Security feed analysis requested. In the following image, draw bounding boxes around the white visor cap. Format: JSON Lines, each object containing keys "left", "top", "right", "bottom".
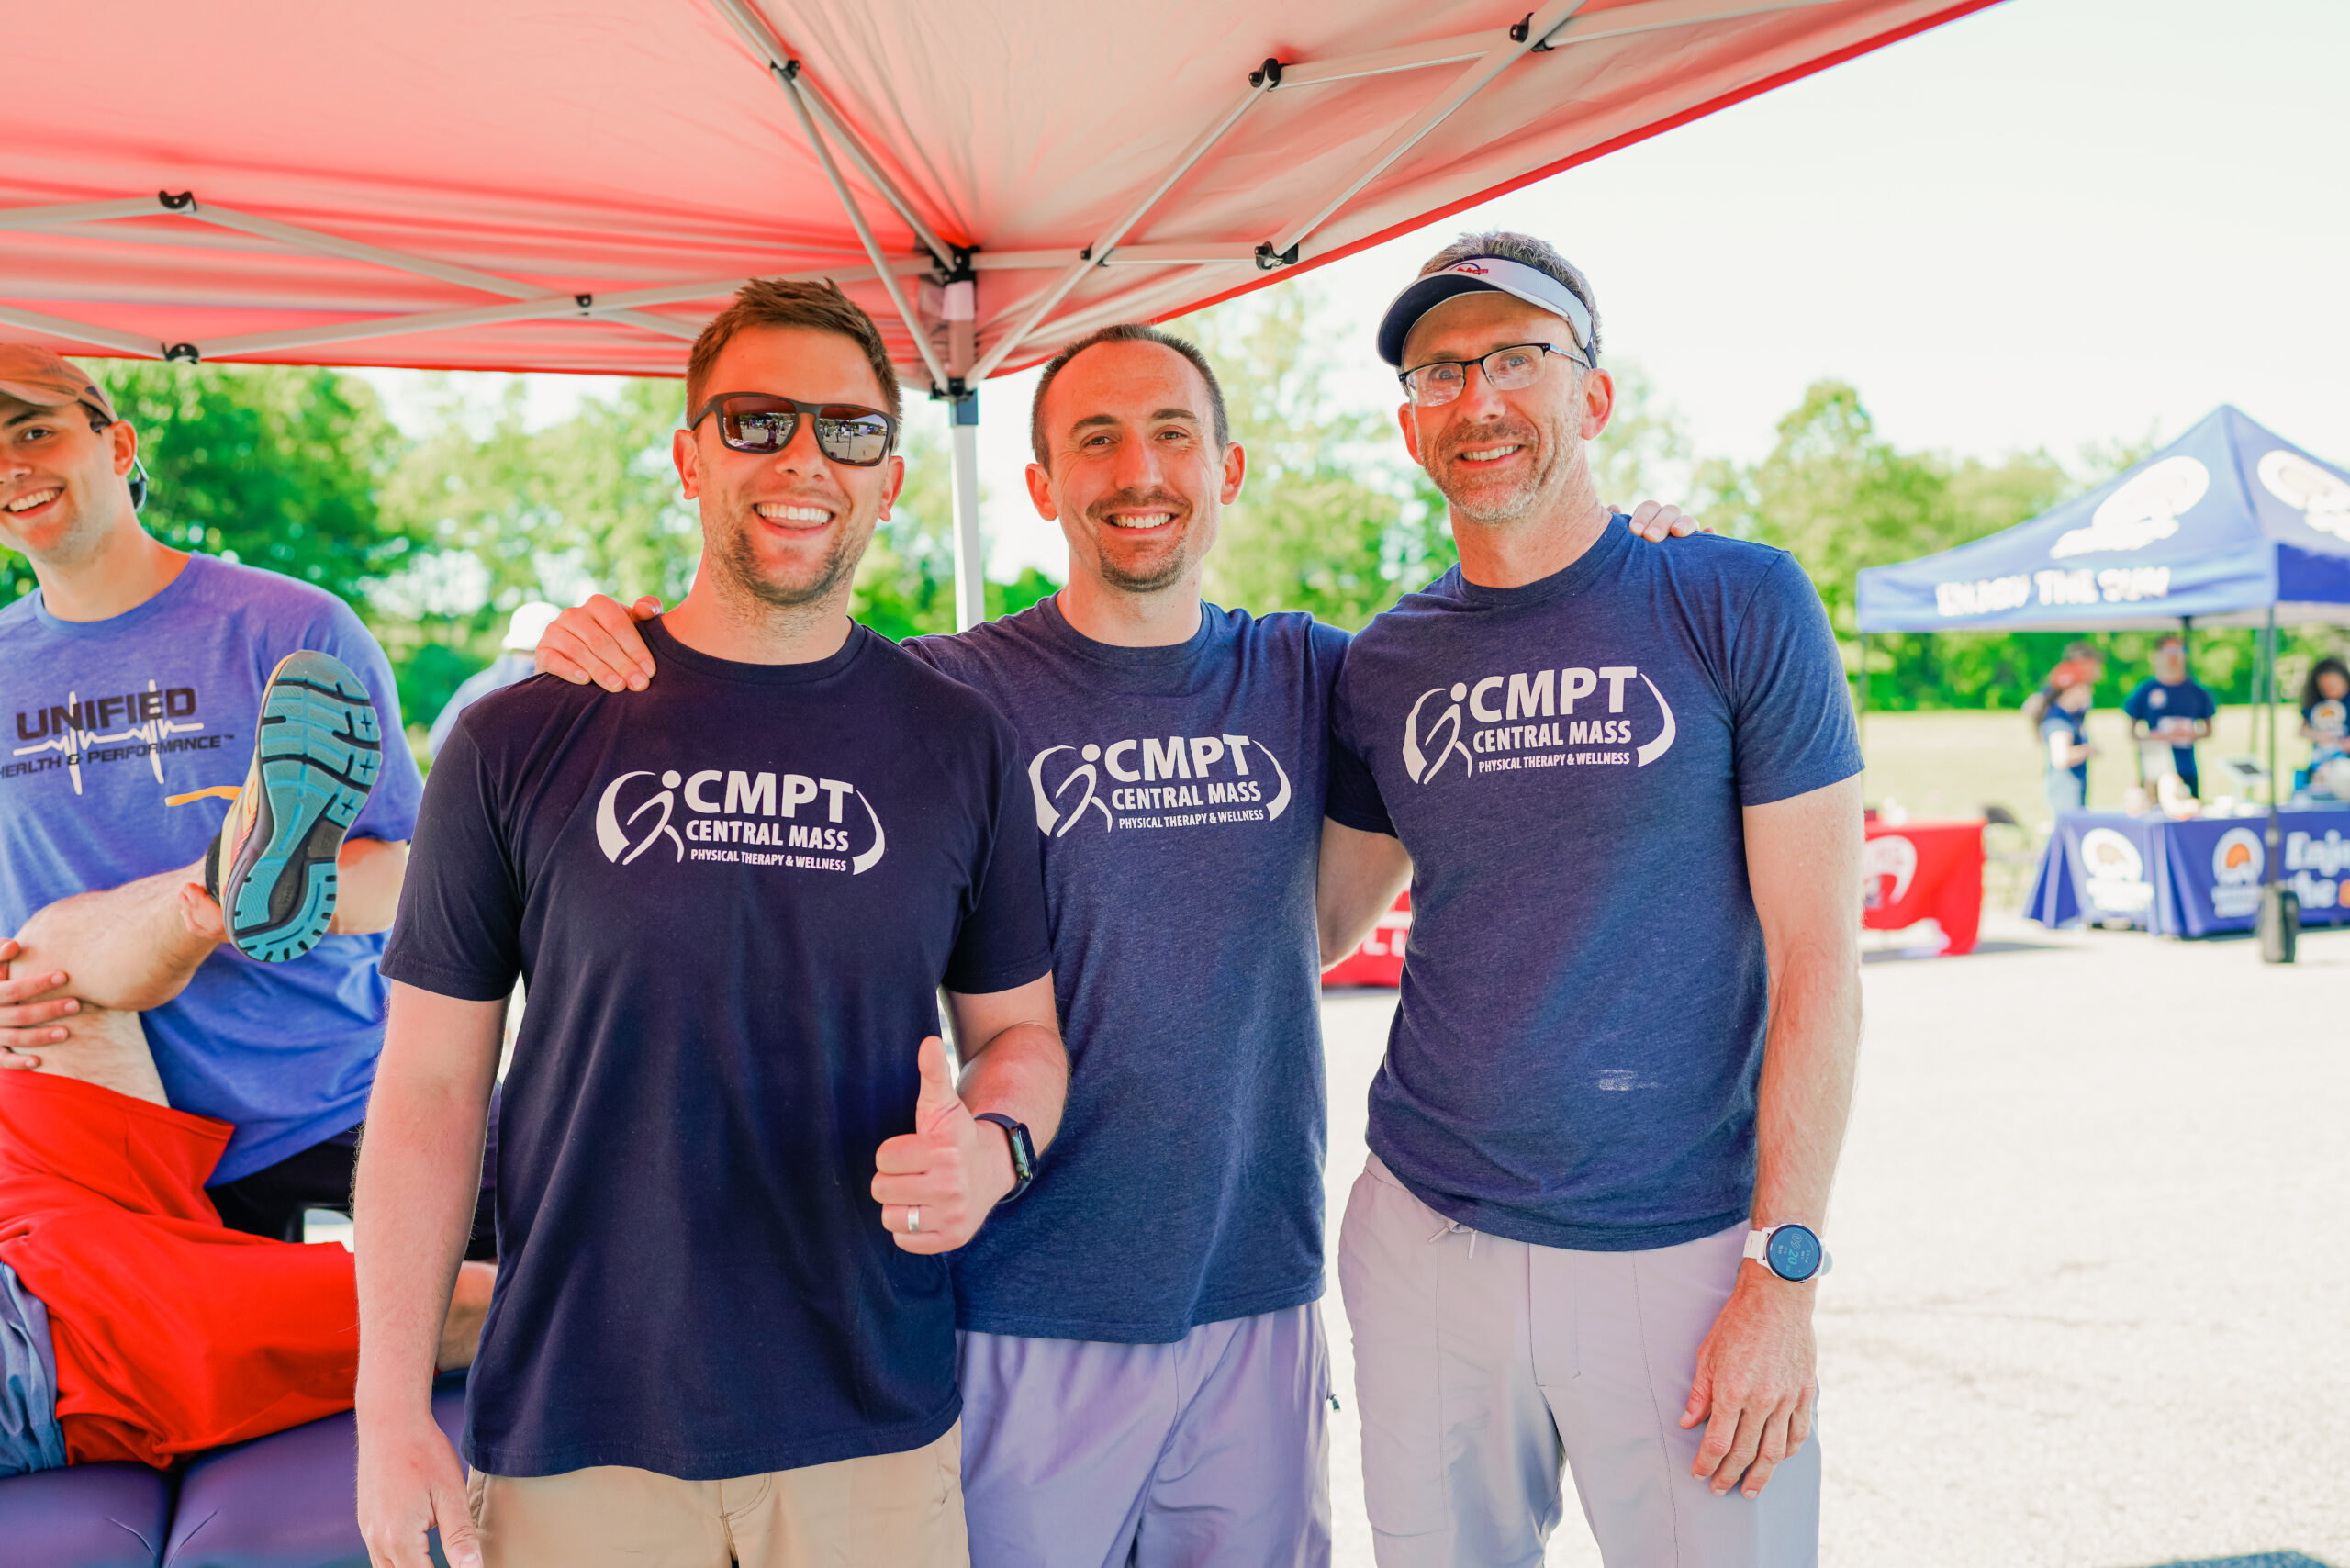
{"left": 1376, "top": 255, "right": 1595, "bottom": 368}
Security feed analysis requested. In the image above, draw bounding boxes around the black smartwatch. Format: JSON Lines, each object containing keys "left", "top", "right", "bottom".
{"left": 974, "top": 1112, "right": 1036, "bottom": 1202}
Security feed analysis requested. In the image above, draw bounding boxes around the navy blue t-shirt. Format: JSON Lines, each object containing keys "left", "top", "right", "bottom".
{"left": 381, "top": 619, "right": 1052, "bottom": 1478}
{"left": 908, "top": 596, "right": 1348, "bottom": 1341}
{"left": 2121, "top": 677, "right": 2214, "bottom": 790}
{"left": 1327, "top": 518, "right": 1862, "bottom": 1251}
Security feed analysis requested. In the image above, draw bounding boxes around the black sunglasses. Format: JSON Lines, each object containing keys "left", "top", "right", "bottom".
{"left": 687, "top": 393, "right": 898, "bottom": 467}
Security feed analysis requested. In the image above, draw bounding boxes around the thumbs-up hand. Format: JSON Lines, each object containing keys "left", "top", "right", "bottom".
{"left": 871, "top": 1035, "right": 1017, "bottom": 1255}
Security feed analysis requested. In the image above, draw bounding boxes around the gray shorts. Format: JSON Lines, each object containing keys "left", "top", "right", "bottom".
{"left": 957, "top": 1304, "right": 1332, "bottom": 1568}
{"left": 1337, "top": 1154, "right": 1819, "bottom": 1568}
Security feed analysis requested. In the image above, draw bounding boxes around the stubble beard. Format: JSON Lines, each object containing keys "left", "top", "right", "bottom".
{"left": 1088, "top": 487, "right": 1203, "bottom": 596}
{"left": 1431, "top": 411, "right": 1582, "bottom": 528}
{"left": 710, "top": 496, "right": 869, "bottom": 611}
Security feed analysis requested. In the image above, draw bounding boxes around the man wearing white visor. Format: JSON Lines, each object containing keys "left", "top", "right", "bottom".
{"left": 1325, "top": 232, "right": 1863, "bottom": 1566}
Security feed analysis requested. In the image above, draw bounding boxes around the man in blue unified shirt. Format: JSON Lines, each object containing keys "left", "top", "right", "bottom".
{"left": 0, "top": 345, "right": 476, "bottom": 1251}
{"left": 1326, "top": 235, "right": 1864, "bottom": 1567}
{"left": 536, "top": 324, "right": 1695, "bottom": 1564}
{"left": 356, "top": 281, "right": 1066, "bottom": 1568}
{"left": 2121, "top": 633, "right": 2216, "bottom": 796}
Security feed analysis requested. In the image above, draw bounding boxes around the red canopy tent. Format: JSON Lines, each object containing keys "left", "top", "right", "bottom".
{"left": 4, "top": 0, "right": 1995, "bottom": 625}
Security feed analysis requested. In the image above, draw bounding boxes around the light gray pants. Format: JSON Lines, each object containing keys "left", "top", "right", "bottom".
{"left": 1337, "top": 1155, "right": 1819, "bottom": 1568}
{"left": 957, "top": 1305, "right": 1332, "bottom": 1568}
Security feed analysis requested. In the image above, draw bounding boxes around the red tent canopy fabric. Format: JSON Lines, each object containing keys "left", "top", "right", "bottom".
{"left": 4, "top": 0, "right": 1993, "bottom": 385}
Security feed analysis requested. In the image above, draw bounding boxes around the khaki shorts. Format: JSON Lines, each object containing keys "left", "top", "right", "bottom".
{"left": 466, "top": 1422, "right": 967, "bottom": 1568}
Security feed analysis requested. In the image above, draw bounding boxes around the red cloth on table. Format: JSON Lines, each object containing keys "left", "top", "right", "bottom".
{"left": 1862, "top": 820, "right": 1984, "bottom": 956}
{"left": 0, "top": 1069, "right": 359, "bottom": 1469}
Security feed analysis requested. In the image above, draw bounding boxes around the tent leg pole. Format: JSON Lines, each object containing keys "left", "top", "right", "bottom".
{"left": 2260, "top": 604, "right": 2297, "bottom": 962}
{"left": 1855, "top": 630, "right": 1869, "bottom": 781}
{"left": 950, "top": 391, "right": 985, "bottom": 632}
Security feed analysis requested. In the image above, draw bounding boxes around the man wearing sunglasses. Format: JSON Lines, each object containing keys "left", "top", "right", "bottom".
{"left": 533, "top": 304, "right": 1696, "bottom": 1559}
{"left": 356, "top": 279, "right": 1064, "bottom": 1568}
{"left": 1326, "top": 234, "right": 1863, "bottom": 1567}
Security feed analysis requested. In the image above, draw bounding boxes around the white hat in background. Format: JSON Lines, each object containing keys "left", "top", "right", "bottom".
{"left": 502, "top": 601, "right": 564, "bottom": 652}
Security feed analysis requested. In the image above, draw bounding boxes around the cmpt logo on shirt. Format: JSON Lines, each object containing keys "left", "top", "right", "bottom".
{"left": 1027, "top": 733, "right": 1293, "bottom": 836}
{"left": 1401, "top": 664, "right": 1676, "bottom": 785}
{"left": 595, "top": 767, "right": 886, "bottom": 874}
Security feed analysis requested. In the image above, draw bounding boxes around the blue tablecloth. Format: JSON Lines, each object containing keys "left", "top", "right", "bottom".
{"left": 2028, "top": 808, "right": 2350, "bottom": 935}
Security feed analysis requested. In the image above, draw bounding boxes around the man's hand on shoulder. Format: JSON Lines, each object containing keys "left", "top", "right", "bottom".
{"left": 536, "top": 593, "right": 663, "bottom": 692}
{"left": 1681, "top": 1260, "right": 1818, "bottom": 1499}
{"left": 1625, "top": 500, "right": 1706, "bottom": 542}
{"left": 871, "top": 1035, "right": 1015, "bottom": 1255}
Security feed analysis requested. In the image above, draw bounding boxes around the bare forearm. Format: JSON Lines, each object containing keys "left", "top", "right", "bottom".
{"left": 1316, "top": 819, "right": 1412, "bottom": 968}
{"left": 354, "top": 989, "right": 501, "bottom": 1422}
{"left": 330, "top": 839, "right": 408, "bottom": 936}
{"left": 13, "top": 863, "right": 215, "bottom": 1011}
{"left": 958, "top": 1021, "right": 1067, "bottom": 1155}
{"left": 1751, "top": 953, "right": 1859, "bottom": 1229}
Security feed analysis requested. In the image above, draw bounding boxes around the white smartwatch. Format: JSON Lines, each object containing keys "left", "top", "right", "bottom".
{"left": 1744, "top": 1223, "right": 1830, "bottom": 1282}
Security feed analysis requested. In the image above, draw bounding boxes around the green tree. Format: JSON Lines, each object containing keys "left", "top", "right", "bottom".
{"left": 3, "top": 361, "right": 410, "bottom": 610}
{"left": 1588, "top": 361, "right": 1696, "bottom": 514}
{"left": 1173, "top": 286, "right": 1454, "bottom": 630}
{"left": 847, "top": 422, "right": 1057, "bottom": 641}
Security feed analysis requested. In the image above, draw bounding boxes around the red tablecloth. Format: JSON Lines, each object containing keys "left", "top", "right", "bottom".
{"left": 1323, "top": 891, "right": 1411, "bottom": 987}
{"left": 1863, "top": 820, "right": 1984, "bottom": 955}
{"left": 1325, "top": 820, "right": 1985, "bottom": 987}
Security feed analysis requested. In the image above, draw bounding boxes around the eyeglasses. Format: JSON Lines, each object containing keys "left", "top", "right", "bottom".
{"left": 1398, "top": 343, "right": 1586, "bottom": 409}
{"left": 687, "top": 393, "right": 898, "bottom": 466}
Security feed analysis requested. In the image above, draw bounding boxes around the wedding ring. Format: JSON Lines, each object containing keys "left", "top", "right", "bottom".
{"left": 907, "top": 1206, "right": 922, "bottom": 1234}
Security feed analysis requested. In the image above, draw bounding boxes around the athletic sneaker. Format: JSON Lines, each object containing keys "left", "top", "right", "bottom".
{"left": 204, "top": 650, "right": 385, "bottom": 963}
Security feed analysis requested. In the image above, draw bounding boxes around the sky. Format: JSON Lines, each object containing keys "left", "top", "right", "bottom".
{"left": 366, "top": 0, "right": 2350, "bottom": 581}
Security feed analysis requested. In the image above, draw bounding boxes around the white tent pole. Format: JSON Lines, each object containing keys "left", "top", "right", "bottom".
{"left": 970, "top": 75, "right": 1275, "bottom": 382}
{"left": 0, "top": 302, "right": 164, "bottom": 357}
{"left": 0, "top": 197, "right": 168, "bottom": 230}
{"left": 1278, "top": 0, "right": 1840, "bottom": 89}
{"left": 950, "top": 392, "right": 985, "bottom": 632}
{"left": 179, "top": 263, "right": 936, "bottom": 360}
{"left": 173, "top": 199, "right": 697, "bottom": 342}
{"left": 704, "top": 0, "right": 955, "bottom": 271}
{"left": 1265, "top": 0, "right": 1589, "bottom": 260}
{"left": 774, "top": 64, "right": 953, "bottom": 397}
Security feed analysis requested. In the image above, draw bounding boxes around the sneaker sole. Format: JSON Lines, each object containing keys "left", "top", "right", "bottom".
{"left": 221, "top": 651, "right": 384, "bottom": 963}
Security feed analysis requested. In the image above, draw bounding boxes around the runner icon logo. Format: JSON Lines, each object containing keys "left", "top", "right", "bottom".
{"left": 1028, "top": 734, "right": 1292, "bottom": 834}
{"left": 595, "top": 767, "right": 886, "bottom": 872}
{"left": 1402, "top": 665, "right": 1675, "bottom": 783}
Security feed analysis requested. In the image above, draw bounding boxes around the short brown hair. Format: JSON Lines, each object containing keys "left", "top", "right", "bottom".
{"left": 1029, "top": 323, "right": 1229, "bottom": 467}
{"left": 685, "top": 278, "right": 901, "bottom": 430}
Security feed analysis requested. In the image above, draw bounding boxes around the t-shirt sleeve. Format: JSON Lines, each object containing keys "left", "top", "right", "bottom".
{"left": 1325, "top": 674, "right": 1395, "bottom": 837}
{"left": 378, "top": 721, "right": 524, "bottom": 1002}
{"left": 941, "top": 722, "right": 1054, "bottom": 996}
{"left": 1726, "top": 554, "right": 1865, "bottom": 807}
{"left": 2121, "top": 681, "right": 2154, "bottom": 723}
{"left": 310, "top": 597, "right": 425, "bottom": 843}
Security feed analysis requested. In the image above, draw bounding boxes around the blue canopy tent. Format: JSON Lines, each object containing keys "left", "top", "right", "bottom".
{"left": 1856, "top": 405, "right": 2350, "bottom": 634}
{"left": 1854, "top": 405, "right": 2350, "bottom": 946}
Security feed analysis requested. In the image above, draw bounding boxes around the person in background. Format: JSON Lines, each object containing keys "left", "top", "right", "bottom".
{"left": 2041, "top": 669, "right": 2096, "bottom": 815}
{"left": 2022, "top": 640, "right": 2103, "bottom": 731}
{"left": 2299, "top": 656, "right": 2350, "bottom": 767}
{"left": 426, "top": 602, "right": 564, "bottom": 760}
{"left": 2121, "top": 633, "right": 2216, "bottom": 796}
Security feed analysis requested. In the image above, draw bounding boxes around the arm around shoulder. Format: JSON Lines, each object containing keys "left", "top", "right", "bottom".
{"left": 1317, "top": 818, "right": 1411, "bottom": 969}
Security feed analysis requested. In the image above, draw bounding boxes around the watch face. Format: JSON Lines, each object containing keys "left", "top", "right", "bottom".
{"left": 1766, "top": 1225, "right": 1822, "bottom": 1282}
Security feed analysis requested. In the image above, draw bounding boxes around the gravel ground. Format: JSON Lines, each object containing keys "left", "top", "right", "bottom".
{"left": 1317, "top": 916, "right": 2350, "bottom": 1568}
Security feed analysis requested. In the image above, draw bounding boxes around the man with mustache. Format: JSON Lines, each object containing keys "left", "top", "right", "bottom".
{"left": 1326, "top": 234, "right": 1863, "bottom": 1566}
{"left": 355, "top": 280, "right": 1065, "bottom": 1568}
{"left": 536, "top": 318, "right": 1694, "bottom": 1565}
